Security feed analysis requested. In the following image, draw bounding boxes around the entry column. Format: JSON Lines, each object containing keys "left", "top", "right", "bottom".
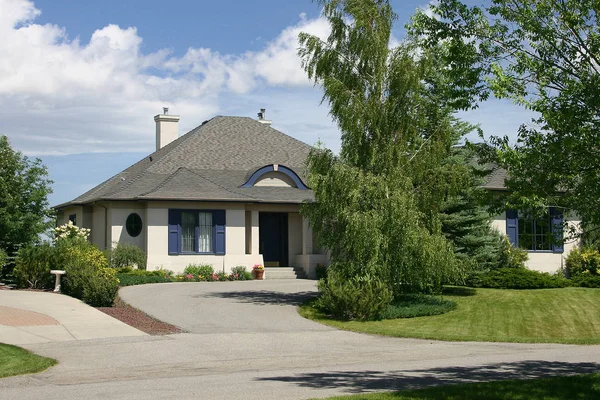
{"left": 301, "top": 217, "right": 313, "bottom": 255}
{"left": 251, "top": 210, "right": 260, "bottom": 255}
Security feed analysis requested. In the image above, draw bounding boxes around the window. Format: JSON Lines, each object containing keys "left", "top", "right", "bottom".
{"left": 168, "top": 209, "right": 225, "bottom": 255}
{"left": 125, "top": 213, "right": 143, "bottom": 237}
{"left": 69, "top": 214, "right": 77, "bottom": 225}
{"left": 506, "top": 208, "right": 563, "bottom": 253}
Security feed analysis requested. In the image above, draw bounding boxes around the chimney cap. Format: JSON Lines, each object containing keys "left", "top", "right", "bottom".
{"left": 163, "top": 107, "right": 169, "bottom": 115}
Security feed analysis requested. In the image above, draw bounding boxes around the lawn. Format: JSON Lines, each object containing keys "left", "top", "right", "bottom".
{"left": 299, "top": 287, "right": 600, "bottom": 344}
{"left": 0, "top": 343, "right": 56, "bottom": 378}
{"left": 320, "top": 373, "right": 600, "bottom": 399}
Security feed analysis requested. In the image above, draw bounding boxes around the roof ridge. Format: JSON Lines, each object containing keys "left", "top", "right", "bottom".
{"left": 137, "top": 167, "right": 186, "bottom": 197}
{"left": 185, "top": 168, "right": 260, "bottom": 200}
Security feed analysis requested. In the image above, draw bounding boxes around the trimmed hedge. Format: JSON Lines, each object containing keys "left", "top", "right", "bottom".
{"left": 466, "top": 268, "right": 569, "bottom": 289}
{"left": 570, "top": 274, "right": 600, "bottom": 288}
{"left": 116, "top": 274, "right": 173, "bottom": 286}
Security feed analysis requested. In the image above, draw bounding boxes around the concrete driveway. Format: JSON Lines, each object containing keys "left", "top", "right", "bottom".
{"left": 119, "top": 280, "right": 327, "bottom": 334}
{"left": 1, "top": 280, "right": 600, "bottom": 400}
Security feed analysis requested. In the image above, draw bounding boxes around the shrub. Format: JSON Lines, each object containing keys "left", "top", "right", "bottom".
{"left": 13, "top": 244, "right": 55, "bottom": 289}
{"left": 315, "top": 264, "right": 328, "bottom": 280}
{"left": 380, "top": 294, "right": 457, "bottom": 319}
{"left": 0, "top": 249, "right": 7, "bottom": 269}
{"left": 82, "top": 268, "right": 119, "bottom": 307}
{"left": 466, "top": 268, "right": 568, "bottom": 289}
{"left": 57, "top": 238, "right": 118, "bottom": 306}
{"left": 230, "top": 266, "right": 253, "bottom": 281}
{"left": 497, "top": 237, "right": 529, "bottom": 269}
{"left": 116, "top": 274, "right": 173, "bottom": 286}
{"left": 53, "top": 221, "right": 90, "bottom": 242}
{"left": 107, "top": 243, "right": 147, "bottom": 270}
{"left": 316, "top": 269, "right": 392, "bottom": 320}
{"left": 570, "top": 274, "right": 600, "bottom": 288}
{"left": 565, "top": 248, "right": 600, "bottom": 277}
{"left": 184, "top": 264, "right": 214, "bottom": 280}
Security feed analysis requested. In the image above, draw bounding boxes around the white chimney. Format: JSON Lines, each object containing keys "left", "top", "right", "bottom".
{"left": 257, "top": 108, "right": 272, "bottom": 126}
{"left": 154, "top": 107, "right": 180, "bottom": 150}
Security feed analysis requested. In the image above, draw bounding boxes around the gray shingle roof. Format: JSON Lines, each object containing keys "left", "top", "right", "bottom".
{"left": 481, "top": 167, "right": 508, "bottom": 190}
{"left": 56, "top": 116, "right": 314, "bottom": 207}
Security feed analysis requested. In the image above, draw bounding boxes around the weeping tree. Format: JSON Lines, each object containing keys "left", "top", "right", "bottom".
{"left": 298, "top": 0, "right": 474, "bottom": 319}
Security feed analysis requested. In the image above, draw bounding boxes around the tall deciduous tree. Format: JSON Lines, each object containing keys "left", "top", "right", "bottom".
{"left": 411, "top": 0, "right": 600, "bottom": 236}
{"left": 298, "top": 0, "right": 472, "bottom": 316}
{"left": 0, "top": 135, "right": 53, "bottom": 255}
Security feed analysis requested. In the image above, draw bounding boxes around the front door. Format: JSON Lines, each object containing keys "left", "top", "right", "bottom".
{"left": 259, "top": 212, "right": 288, "bottom": 267}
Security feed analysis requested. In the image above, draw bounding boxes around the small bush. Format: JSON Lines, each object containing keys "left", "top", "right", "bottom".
{"left": 107, "top": 243, "right": 147, "bottom": 270}
{"left": 570, "top": 274, "right": 600, "bottom": 288}
{"left": 565, "top": 248, "right": 600, "bottom": 277}
{"left": 13, "top": 244, "right": 55, "bottom": 289}
{"left": 231, "top": 266, "right": 253, "bottom": 281}
{"left": 83, "top": 268, "right": 119, "bottom": 307}
{"left": 56, "top": 238, "right": 118, "bottom": 306}
{"left": 184, "top": 264, "right": 214, "bottom": 280}
{"left": 380, "top": 294, "right": 457, "bottom": 319}
{"left": 315, "top": 264, "right": 328, "bottom": 280}
{"left": 498, "top": 237, "right": 529, "bottom": 269}
{"left": 213, "top": 271, "right": 229, "bottom": 282}
{"left": 116, "top": 274, "right": 173, "bottom": 286}
{"left": 466, "top": 268, "right": 568, "bottom": 289}
{"left": 317, "top": 269, "right": 393, "bottom": 321}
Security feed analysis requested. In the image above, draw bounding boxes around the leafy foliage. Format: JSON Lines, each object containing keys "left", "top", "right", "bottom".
{"left": 498, "top": 236, "right": 529, "bottom": 269}
{"left": 410, "top": 0, "right": 600, "bottom": 235}
{"left": 570, "top": 274, "right": 600, "bottom": 288}
{"left": 298, "top": 1, "right": 472, "bottom": 316}
{"left": 316, "top": 268, "right": 393, "bottom": 321}
{"left": 106, "top": 242, "right": 147, "bottom": 270}
{"left": 466, "top": 268, "right": 568, "bottom": 289}
{"left": 0, "top": 248, "right": 7, "bottom": 270}
{"left": 231, "top": 266, "right": 253, "bottom": 281}
{"left": 13, "top": 243, "right": 55, "bottom": 289}
{"left": 0, "top": 136, "right": 53, "bottom": 256}
{"left": 565, "top": 248, "right": 600, "bottom": 277}
{"left": 183, "top": 264, "right": 214, "bottom": 277}
{"left": 52, "top": 221, "right": 90, "bottom": 242}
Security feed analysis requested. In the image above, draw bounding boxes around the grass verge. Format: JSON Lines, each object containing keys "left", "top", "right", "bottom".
{"left": 319, "top": 373, "right": 600, "bottom": 399}
{"left": 299, "top": 287, "right": 600, "bottom": 344}
{"left": 0, "top": 343, "right": 56, "bottom": 378}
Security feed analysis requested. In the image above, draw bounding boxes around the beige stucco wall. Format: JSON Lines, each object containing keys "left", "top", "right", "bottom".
{"left": 58, "top": 206, "right": 83, "bottom": 227}
{"left": 145, "top": 202, "right": 265, "bottom": 274}
{"left": 91, "top": 205, "right": 107, "bottom": 249}
{"left": 108, "top": 203, "right": 146, "bottom": 250}
{"left": 492, "top": 211, "right": 581, "bottom": 273}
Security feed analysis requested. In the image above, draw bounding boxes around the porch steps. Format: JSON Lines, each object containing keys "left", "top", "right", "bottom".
{"left": 264, "top": 267, "right": 307, "bottom": 280}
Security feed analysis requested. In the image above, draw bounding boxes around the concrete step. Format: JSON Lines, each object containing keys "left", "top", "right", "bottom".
{"left": 264, "top": 267, "right": 307, "bottom": 280}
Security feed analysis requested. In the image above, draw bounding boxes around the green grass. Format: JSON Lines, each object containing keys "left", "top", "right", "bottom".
{"left": 299, "top": 287, "right": 600, "bottom": 344}
{"left": 0, "top": 343, "right": 57, "bottom": 378}
{"left": 320, "top": 373, "right": 600, "bottom": 399}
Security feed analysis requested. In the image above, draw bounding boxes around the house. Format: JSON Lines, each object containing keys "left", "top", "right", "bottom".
{"left": 483, "top": 168, "right": 580, "bottom": 273}
{"left": 54, "top": 109, "right": 328, "bottom": 277}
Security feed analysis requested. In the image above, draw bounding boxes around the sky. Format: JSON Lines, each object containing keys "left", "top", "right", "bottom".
{"left": 1, "top": 0, "right": 534, "bottom": 206}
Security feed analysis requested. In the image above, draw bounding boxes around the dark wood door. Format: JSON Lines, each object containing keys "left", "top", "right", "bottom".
{"left": 259, "top": 213, "right": 288, "bottom": 267}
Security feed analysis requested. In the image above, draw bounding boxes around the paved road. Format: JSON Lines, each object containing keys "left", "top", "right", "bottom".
{"left": 1, "top": 280, "right": 600, "bottom": 400}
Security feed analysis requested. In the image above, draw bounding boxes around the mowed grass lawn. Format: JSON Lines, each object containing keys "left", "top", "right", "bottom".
{"left": 321, "top": 373, "right": 600, "bottom": 400}
{"left": 299, "top": 287, "right": 600, "bottom": 344}
{"left": 0, "top": 343, "right": 56, "bottom": 378}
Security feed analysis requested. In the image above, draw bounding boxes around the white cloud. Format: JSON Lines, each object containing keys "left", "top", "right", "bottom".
{"left": 0, "top": 0, "right": 334, "bottom": 156}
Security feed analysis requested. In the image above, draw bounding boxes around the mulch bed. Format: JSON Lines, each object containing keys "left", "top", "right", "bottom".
{"left": 96, "top": 296, "right": 184, "bottom": 335}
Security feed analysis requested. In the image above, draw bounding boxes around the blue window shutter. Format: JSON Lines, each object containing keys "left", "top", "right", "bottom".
{"left": 213, "top": 210, "right": 226, "bottom": 255}
{"left": 168, "top": 209, "right": 181, "bottom": 255}
{"left": 506, "top": 209, "right": 518, "bottom": 246}
{"left": 550, "top": 207, "right": 564, "bottom": 253}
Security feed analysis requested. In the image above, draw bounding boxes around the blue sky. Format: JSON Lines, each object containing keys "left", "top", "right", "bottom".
{"left": 1, "top": 0, "right": 533, "bottom": 207}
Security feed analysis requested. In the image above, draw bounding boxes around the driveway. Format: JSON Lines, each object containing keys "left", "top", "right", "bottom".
{"left": 1, "top": 281, "right": 600, "bottom": 400}
{"left": 119, "top": 280, "right": 327, "bottom": 334}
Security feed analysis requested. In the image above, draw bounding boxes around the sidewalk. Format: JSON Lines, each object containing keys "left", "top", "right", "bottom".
{"left": 0, "top": 291, "right": 146, "bottom": 345}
